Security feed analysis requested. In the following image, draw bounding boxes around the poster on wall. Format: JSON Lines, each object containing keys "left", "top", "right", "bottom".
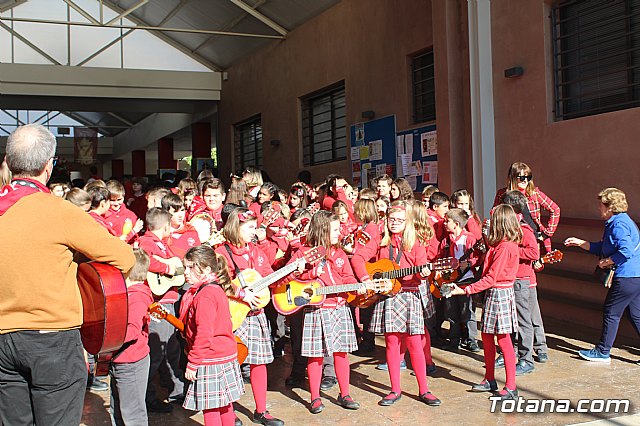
{"left": 422, "top": 161, "right": 438, "bottom": 184}
{"left": 421, "top": 131, "right": 437, "bottom": 157}
{"left": 369, "top": 140, "right": 383, "bottom": 161}
{"left": 355, "top": 123, "right": 365, "bottom": 143}
{"left": 74, "top": 127, "right": 98, "bottom": 165}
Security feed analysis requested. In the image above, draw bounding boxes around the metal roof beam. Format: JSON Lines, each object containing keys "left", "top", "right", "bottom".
{"left": 0, "top": 21, "right": 60, "bottom": 65}
{"left": 105, "top": 0, "right": 149, "bottom": 26}
{"left": 0, "top": 0, "right": 28, "bottom": 14}
{"left": 158, "top": 0, "right": 190, "bottom": 26}
{"left": 106, "top": 112, "right": 134, "bottom": 127}
{"left": 76, "top": 28, "right": 135, "bottom": 66}
{"left": 62, "top": 0, "right": 100, "bottom": 25}
{"left": 228, "top": 0, "right": 287, "bottom": 36}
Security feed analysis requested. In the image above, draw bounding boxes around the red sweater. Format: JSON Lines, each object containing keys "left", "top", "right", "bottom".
{"left": 89, "top": 211, "right": 117, "bottom": 236}
{"left": 322, "top": 188, "right": 354, "bottom": 221}
{"left": 464, "top": 240, "right": 519, "bottom": 294}
{"left": 168, "top": 225, "right": 201, "bottom": 259}
{"left": 286, "top": 246, "right": 357, "bottom": 308}
{"left": 440, "top": 230, "right": 480, "bottom": 280}
{"left": 427, "top": 209, "right": 447, "bottom": 244}
{"left": 466, "top": 216, "right": 483, "bottom": 241}
{"left": 105, "top": 206, "right": 138, "bottom": 242}
{"left": 377, "top": 234, "right": 428, "bottom": 289}
{"left": 350, "top": 222, "right": 382, "bottom": 282}
{"left": 184, "top": 284, "right": 237, "bottom": 370}
{"left": 138, "top": 232, "right": 179, "bottom": 304}
{"left": 115, "top": 283, "right": 153, "bottom": 363}
{"left": 518, "top": 221, "right": 540, "bottom": 284}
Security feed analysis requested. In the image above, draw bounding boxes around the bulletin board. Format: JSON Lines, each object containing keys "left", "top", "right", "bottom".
{"left": 348, "top": 115, "right": 397, "bottom": 189}
{"left": 395, "top": 124, "right": 437, "bottom": 192}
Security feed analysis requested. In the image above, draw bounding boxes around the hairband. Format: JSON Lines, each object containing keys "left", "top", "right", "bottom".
{"left": 238, "top": 210, "right": 256, "bottom": 222}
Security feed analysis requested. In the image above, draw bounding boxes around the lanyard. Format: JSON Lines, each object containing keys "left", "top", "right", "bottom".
{"left": 388, "top": 241, "right": 402, "bottom": 264}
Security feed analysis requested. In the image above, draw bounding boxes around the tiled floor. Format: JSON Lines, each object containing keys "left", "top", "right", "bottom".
{"left": 82, "top": 317, "right": 640, "bottom": 426}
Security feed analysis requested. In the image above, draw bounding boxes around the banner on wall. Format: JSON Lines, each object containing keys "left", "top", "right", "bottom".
{"left": 74, "top": 127, "right": 98, "bottom": 165}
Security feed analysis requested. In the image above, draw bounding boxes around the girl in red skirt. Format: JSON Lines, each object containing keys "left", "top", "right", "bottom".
{"left": 180, "top": 245, "right": 245, "bottom": 426}
{"left": 449, "top": 204, "right": 521, "bottom": 400}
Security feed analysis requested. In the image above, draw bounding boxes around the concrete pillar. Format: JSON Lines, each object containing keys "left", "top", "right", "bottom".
{"left": 132, "top": 150, "right": 146, "bottom": 177}
{"left": 158, "top": 137, "right": 175, "bottom": 169}
{"left": 191, "top": 122, "right": 211, "bottom": 158}
{"left": 111, "top": 159, "right": 124, "bottom": 180}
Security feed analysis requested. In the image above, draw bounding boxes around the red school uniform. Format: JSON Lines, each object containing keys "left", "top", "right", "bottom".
{"left": 286, "top": 246, "right": 357, "bottom": 308}
{"left": 105, "top": 205, "right": 139, "bottom": 242}
{"left": 215, "top": 242, "right": 274, "bottom": 305}
{"left": 377, "top": 234, "right": 429, "bottom": 289}
{"left": 518, "top": 220, "right": 540, "bottom": 286}
{"left": 89, "top": 211, "right": 117, "bottom": 236}
{"left": 349, "top": 222, "right": 382, "bottom": 282}
{"left": 427, "top": 209, "right": 447, "bottom": 243}
{"left": 463, "top": 240, "right": 519, "bottom": 295}
{"left": 321, "top": 188, "right": 354, "bottom": 221}
{"left": 183, "top": 284, "right": 238, "bottom": 371}
{"left": 439, "top": 229, "right": 480, "bottom": 281}
{"left": 465, "top": 215, "right": 484, "bottom": 241}
{"left": 138, "top": 232, "right": 180, "bottom": 304}
{"left": 114, "top": 283, "right": 153, "bottom": 364}
{"left": 168, "top": 224, "right": 201, "bottom": 260}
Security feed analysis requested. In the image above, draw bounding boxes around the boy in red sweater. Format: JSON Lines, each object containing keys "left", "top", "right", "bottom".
{"left": 109, "top": 248, "right": 153, "bottom": 426}
{"left": 87, "top": 185, "right": 117, "bottom": 236}
{"left": 427, "top": 191, "right": 450, "bottom": 245}
{"left": 161, "top": 193, "right": 201, "bottom": 259}
{"left": 106, "top": 180, "right": 143, "bottom": 243}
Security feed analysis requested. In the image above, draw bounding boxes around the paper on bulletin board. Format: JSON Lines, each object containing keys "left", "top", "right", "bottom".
{"left": 350, "top": 146, "right": 360, "bottom": 161}
{"left": 359, "top": 146, "right": 370, "bottom": 160}
{"left": 352, "top": 161, "right": 361, "bottom": 177}
{"left": 421, "top": 131, "right": 437, "bottom": 157}
{"left": 369, "top": 139, "right": 383, "bottom": 161}
{"left": 361, "top": 162, "right": 372, "bottom": 188}
{"left": 400, "top": 154, "right": 412, "bottom": 177}
{"left": 396, "top": 135, "right": 405, "bottom": 155}
{"left": 367, "top": 167, "right": 377, "bottom": 188}
{"left": 406, "top": 175, "right": 417, "bottom": 190}
{"left": 376, "top": 163, "right": 386, "bottom": 176}
{"left": 422, "top": 161, "right": 438, "bottom": 184}
{"left": 355, "top": 123, "right": 365, "bottom": 143}
{"left": 404, "top": 134, "right": 413, "bottom": 155}
{"left": 407, "top": 160, "right": 422, "bottom": 177}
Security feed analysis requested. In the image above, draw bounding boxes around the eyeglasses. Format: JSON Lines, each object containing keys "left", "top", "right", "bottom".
{"left": 51, "top": 156, "right": 59, "bottom": 167}
{"left": 388, "top": 217, "right": 406, "bottom": 224}
{"left": 516, "top": 175, "right": 532, "bottom": 182}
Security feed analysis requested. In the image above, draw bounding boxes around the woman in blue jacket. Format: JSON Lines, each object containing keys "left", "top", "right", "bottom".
{"left": 565, "top": 187, "right": 640, "bottom": 362}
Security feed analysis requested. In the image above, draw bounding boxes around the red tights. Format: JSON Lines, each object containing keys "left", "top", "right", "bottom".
{"left": 481, "top": 332, "right": 516, "bottom": 390}
{"left": 203, "top": 404, "right": 235, "bottom": 426}
{"left": 308, "top": 352, "right": 350, "bottom": 401}
{"left": 250, "top": 364, "right": 268, "bottom": 413}
{"left": 385, "top": 332, "right": 428, "bottom": 394}
{"left": 422, "top": 327, "right": 434, "bottom": 365}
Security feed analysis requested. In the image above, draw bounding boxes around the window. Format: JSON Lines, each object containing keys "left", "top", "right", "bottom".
{"left": 302, "top": 83, "right": 346, "bottom": 166}
{"left": 552, "top": 0, "right": 640, "bottom": 120}
{"left": 234, "top": 116, "right": 262, "bottom": 170}
{"left": 411, "top": 49, "right": 436, "bottom": 123}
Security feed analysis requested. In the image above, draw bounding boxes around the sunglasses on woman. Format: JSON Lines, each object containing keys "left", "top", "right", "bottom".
{"left": 517, "top": 175, "right": 532, "bottom": 182}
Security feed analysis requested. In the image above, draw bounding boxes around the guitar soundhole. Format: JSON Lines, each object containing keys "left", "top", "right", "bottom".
{"left": 373, "top": 272, "right": 383, "bottom": 280}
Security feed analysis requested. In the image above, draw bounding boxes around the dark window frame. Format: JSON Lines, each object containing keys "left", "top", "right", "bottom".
{"left": 552, "top": 0, "right": 640, "bottom": 120}
{"left": 301, "top": 82, "right": 346, "bottom": 166}
{"left": 411, "top": 48, "right": 436, "bottom": 123}
{"left": 234, "top": 115, "right": 262, "bottom": 170}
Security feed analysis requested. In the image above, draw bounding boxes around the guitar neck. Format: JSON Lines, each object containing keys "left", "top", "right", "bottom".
{"left": 251, "top": 260, "right": 301, "bottom": 293}
{"left": 384, "top": 263, "right": 433, "bottom": 279}
{"left": 161, "top": 313, "right": 185, "bottom": 333}
{"left": 315, "top": 283, "right": 363, "bottom": 295}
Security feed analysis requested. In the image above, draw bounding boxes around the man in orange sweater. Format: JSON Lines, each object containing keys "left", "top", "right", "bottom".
{"left": 0, "top": 124, "right": 135, "bottom": 426}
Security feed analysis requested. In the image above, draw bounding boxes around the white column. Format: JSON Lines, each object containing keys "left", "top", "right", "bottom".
{"left": 468, "top": 0, "right": 497, "bottom": 218}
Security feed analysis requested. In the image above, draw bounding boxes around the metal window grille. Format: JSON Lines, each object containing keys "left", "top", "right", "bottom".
{"left": 234, "top": 116, "right": 262, "bottom": 170}
{"left": 302, "top": 84, "right": 346, "bottom": 166}
{"left": 411, "top": 49, "right": 436, "bottom": 123}
{"left": 552, "top": 0, "right": 640, "bottom": 120}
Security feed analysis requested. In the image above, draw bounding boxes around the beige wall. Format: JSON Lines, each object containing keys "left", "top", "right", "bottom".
{"left": 218, "top": 0, "right": 434, "bottom": 188}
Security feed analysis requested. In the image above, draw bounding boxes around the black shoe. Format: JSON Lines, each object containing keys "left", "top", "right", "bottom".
{"left": 419, "top": 392, "right": 441, "bottom": 406}
{"left": 309, "top": 398, "right": 325, "bottom": 414}
{"left": 535, "top": 352, "right": 549, "bottom": 363}
{"left": 466, "top": 340, "right": 481, "bottom": 353}
{"left": 494, "top": 354, "right": 505, "bottom": 368}
{"left": 378, "top": 392, "right": 402, "bottom": 406}
{"left": 285, "top": 373, "right": 305, "bottom": 388}
{"left": 319, "top": 376, "right": 337, "bottom": 391}
{"left": 86, "top": 375, "right": 109, "bottom": 392}
{"left": 252, "top": 411, "right": 284, "bottom": 426}
{"left": 444, "top": 343, "right": 460, "bottom": 353}
{"left": 515, "top": 360, "right": 535, "bottom": 376}
{"left": 168, "top": 396, "right": 185, "bottom": 405}
{"left": 337, "top": 394, "right": 360, "bottom": 410}
{"left": 494, "top": 387, "right": 519, "bottom": 400}
{"left": 471, "top": 379, "right": 498, "bottom": 392}
{"left": 146, "top": 399, "right": 173, "bottom": 413}
{"left": 353, "top": 343, "right": 376, "bottom": 356}
{"left": 235, "top": 417, "right": 243, "bottom": 426}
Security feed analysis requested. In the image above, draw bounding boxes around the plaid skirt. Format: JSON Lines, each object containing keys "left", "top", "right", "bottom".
{"left": 301, "top": 305, "right": 358, "bottom": 358}
{"left": 418, "top": 280, "right": 436, "bottom": 319}
{"left": 481, "top": 287, "right": 518, "bottom": 334}
{"left": 370, "top": 289, "right": 426, "bottom": 335}
{"left": 234, "top": 311, "right": 274, "bottom": 365}
{"left": 183, "top": 360, "right": 245, "bottom": 411}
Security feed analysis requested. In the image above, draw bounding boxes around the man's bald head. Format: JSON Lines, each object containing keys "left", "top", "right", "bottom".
{"left": 6, "top": 124, "right": 57, "bottom": 177}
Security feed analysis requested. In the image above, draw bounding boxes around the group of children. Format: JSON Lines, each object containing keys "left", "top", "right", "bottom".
{"left": 56, "top": 160, "right": 559, "bottom": 425}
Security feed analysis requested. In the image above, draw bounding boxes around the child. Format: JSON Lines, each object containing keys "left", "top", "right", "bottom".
{"left": 451, "top": 189, "right": 483, "bottom": 241}
{"left": 250, "top": 182, "right": 280, "bottom": 217}
{"left": 427, "top": 191, "right": 450, "bottom": 244}
{"left": 127, "top": 177, "right": 148, "bottom": 221}
{"left": 390, "top": 178, "right": 414, "bottom": 202}
{"left": 449, "top": 204, "right": 521, "bottom": 400}
{"left": 215, "top": 207, "right": 284, "bottom": 426}
{"left": 180, "top": 245, "right": 245, "bottom": 426}
{"left": 440, "top": 208, "right": 479, "bottom": 352}
{"left": 161, "top": 193, "right": 201, "bottom": 259}
{"left": 65, "top": 188, "right": 91, "bottom": 212}
{"left": 138, "top": 208, "right": 185, "bottom": 412}
{"left": 284, "top": 210, "right": 361, "bottom": 414}
{"left": 421, "top": 185, "right": 439, "bottom": 207}
{"left": 288, "top": 182, "right": 309, "bottom": 213}
{"left": 109, "top": 248, "right": 152, "bottom": 426}
{"left": 106, "top": 180, "right": 143, "bottom": 243}
{"left": 332, "top": 200, "right": 357, "bottom": 254}
{"left": 86, "top": 185, "right": 117, "bottom": 236}
{"left": 187, "top": 179, "right": 225, "bottom": 227}
{"left": 376, "top": 174, "right": 393, "bottom": 198}
{"left": 322, "top": 175, "right": 354, "bottom": 220}
{"left": 371, "top": 201, "right": 441, "bottom": 407}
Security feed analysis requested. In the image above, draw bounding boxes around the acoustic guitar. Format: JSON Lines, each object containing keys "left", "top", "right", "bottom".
{"left": 147, "top": 256, "right": 185, "bottom": 296}
{"left": 228, "top": 246, "right": 326, "bottom": 330}
{"left": 77, "top": 261, "right": 128, "bottom": 376}
{"left": 272, "top": 279, "right": 390, "bottom": 315}
{"left": 148, "top": 302, "right": 248, "bottom": 364}
{"left": 533, "top": 249, "right": 564, "bottom": 272}
{"left": 350, "top": 257, "right": 459, "bottom": 308}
